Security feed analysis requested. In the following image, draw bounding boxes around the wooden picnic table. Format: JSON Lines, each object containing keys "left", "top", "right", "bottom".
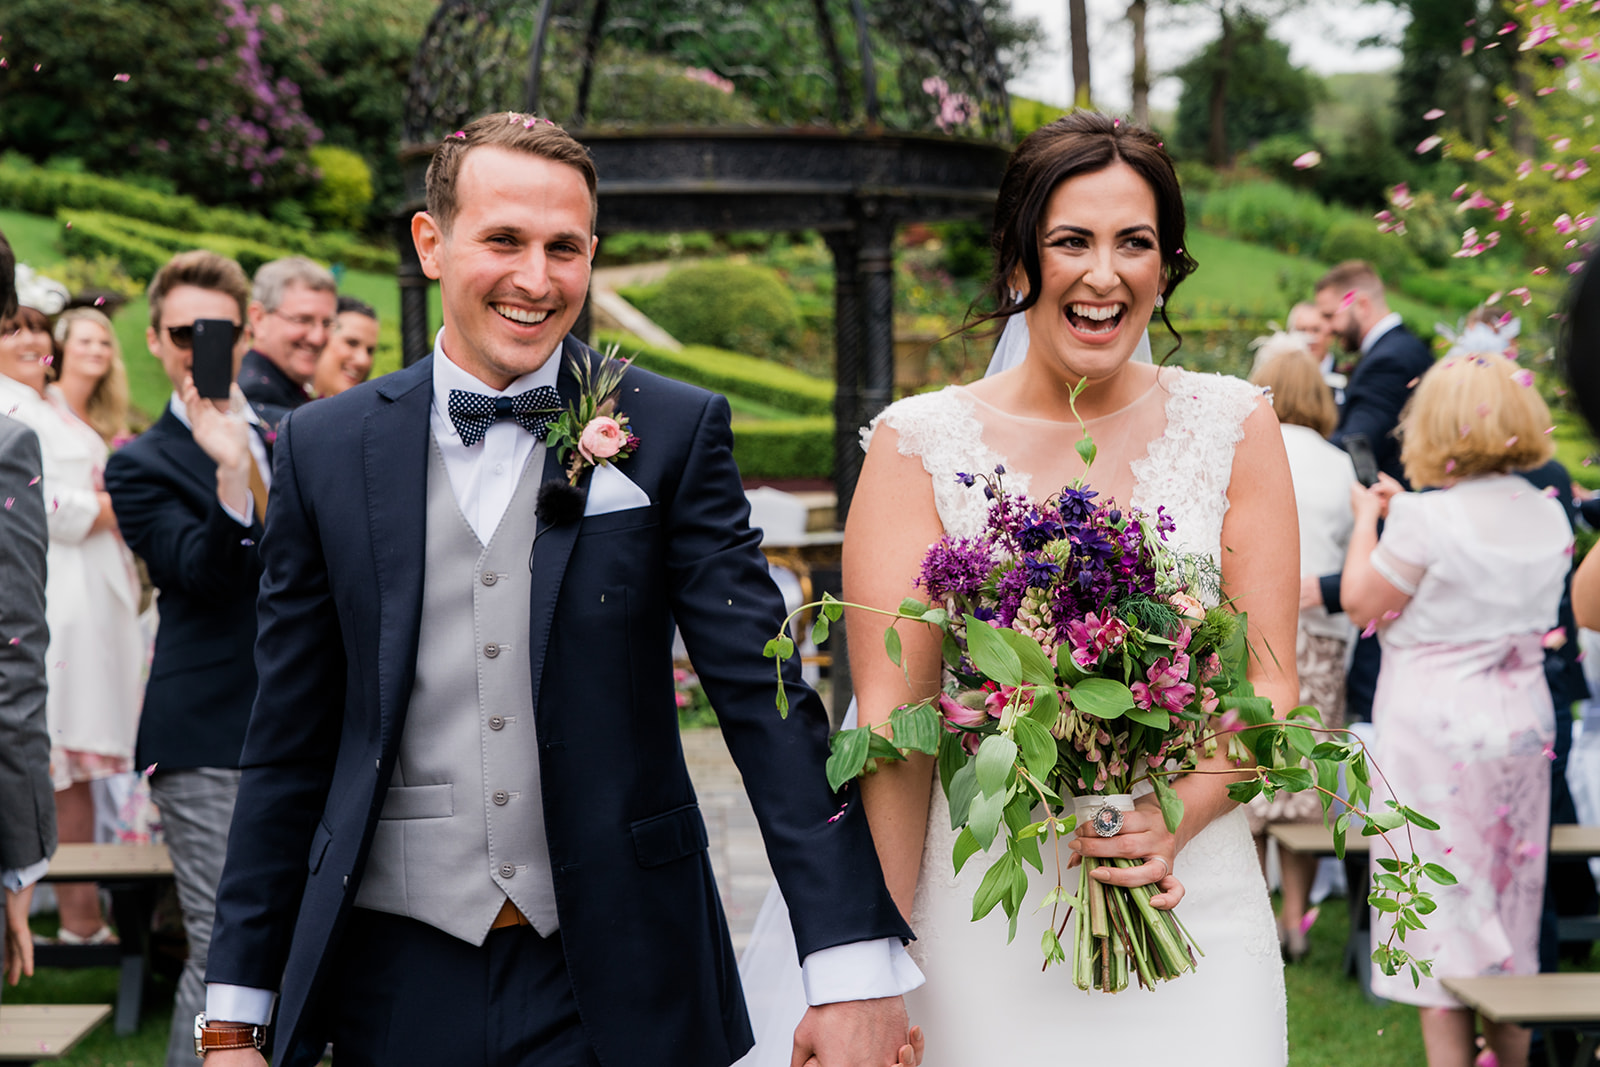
{"left": 0, "top": 1004, "right": 111, "bottom": 1063}
{"left": 36, "top": 843, "right": 173, "bottom": 1036}
{"left": 1442, "top": 975, "right": 1600, "bottom": 1067}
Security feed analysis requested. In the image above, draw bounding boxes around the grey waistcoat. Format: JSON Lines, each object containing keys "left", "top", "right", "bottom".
{"left": 354, "top": 437, "right": 558, "bottom": 944}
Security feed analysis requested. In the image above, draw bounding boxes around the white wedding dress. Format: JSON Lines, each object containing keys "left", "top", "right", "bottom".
{"left": 735, "top": 352, "right": 1287, "bottom": 1066}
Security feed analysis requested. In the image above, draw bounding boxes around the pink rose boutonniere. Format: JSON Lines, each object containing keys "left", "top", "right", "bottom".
{"left": 546, "top": 347, "right": 641, "bottom": 486}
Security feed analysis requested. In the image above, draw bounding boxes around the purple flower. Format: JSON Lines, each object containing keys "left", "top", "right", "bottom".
{"left": 918, "top": 536, "right": 993, "bottom": 602}
{"left": 1058, "top": 485, "right": 1099, "bottom": 525}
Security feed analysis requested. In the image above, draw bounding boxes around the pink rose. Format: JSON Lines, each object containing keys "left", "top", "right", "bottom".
{"left": 578, "top": 416, "right": 626, "bottom": 462}
{"left": 1168, "top": 592, "right": 1206, "bottom": 628}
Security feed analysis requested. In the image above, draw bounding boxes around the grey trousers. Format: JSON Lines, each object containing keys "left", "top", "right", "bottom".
{"left": 150, "top": 768, "right": 241, "bottom": 1067}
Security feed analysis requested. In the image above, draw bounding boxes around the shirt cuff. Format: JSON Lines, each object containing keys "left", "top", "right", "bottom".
{"left": 205, "top": 984, "right": 276, "bottom": 1026}
{"left": 799, "top": 938, "right": 925, "bottom": 1006}
{"left": 220, "top": 494, "right": 254, "bottom": 528}
{"left": 1, "top": 858, "right": 50, "bottom": 893}
{"left": 1318, "top": 573, "right": 1343, "bottom": 616}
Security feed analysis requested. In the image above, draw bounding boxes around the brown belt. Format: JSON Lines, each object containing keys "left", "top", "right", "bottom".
{"left": 491, "top": 898, "right": 532, "bottom": 930}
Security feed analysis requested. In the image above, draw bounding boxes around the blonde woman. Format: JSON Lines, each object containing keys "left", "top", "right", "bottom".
{"left": 0, "top": 302, "right": 143, "bottom": 944}
{"left": 1343, "top": 351, "right": 1570, "bottom": 1067}
{"left": 52, "top": 308, "right": 131, "bottom": 446}
{"left": 1246, "top": 338, "right": 1357, "bottom": 961}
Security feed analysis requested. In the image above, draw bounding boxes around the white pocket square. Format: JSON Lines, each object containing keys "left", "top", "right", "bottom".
{"left": 584, "top": 462, "right": 651, "bottom": 516}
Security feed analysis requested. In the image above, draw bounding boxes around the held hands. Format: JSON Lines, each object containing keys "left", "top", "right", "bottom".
{"left": 792, "top": 997, "right": 924, "bottom": 1067}
{"left": 1069, "top": 795, "right": 1185, "bottom": 911}
{"left": 1298, "top": 574, "right": 1324, "bottom": 612}
{"left": 1349, "top": 472, "right": 1403, "bottom": 524}
{"left": 4, "top": 884, "right": 34, "bottom": 985}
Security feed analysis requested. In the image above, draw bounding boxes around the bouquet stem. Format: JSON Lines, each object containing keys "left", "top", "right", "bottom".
{"left": 1070, "top": 858, "right": 1201, "bottom": 992}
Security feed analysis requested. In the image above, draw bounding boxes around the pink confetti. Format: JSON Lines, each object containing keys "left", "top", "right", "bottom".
{"left": 1545, "top": 425, "right": 1556, "bottom": 435}
{"left": 1476, "top": 148, "right": 1496, "bottom": 161}
{"left": 6, "top": 637, "right": 17, "bottom": 646}
{"left": 112, "top": 73, "right": 130, "bottom": 82}
{"left": 1382, "top": 610, "right": 1401, "bottom": 621}
{"left": 1361, "top": 620, "right": 1379, "bottom": 638}
{"left": 1446, "top": 458, "right": 1458, "bottom": 472}
{"left": 1424, "top": 108, "right": 1447, "bottom": 120}
{"left": 1514, "top": 369, "right": 1536, "bottom": 387}
{"left": 1292, "top": 150, "right": 1322, "bottom": 169}
{"left": 1417, "top": 135, "right": 1444, "bottom": 154}
{"left": 1477, "top": 403, "right": 1493, "bottom": 417}
{"left": 1495, "top": 803, "right": 1512, "bottom": 818}
{"left": 1463, "top": 37, "right": 1477, "bottom": 55}
{"left": 3, "top": 498, "right": 10, "bottom": 510}
{"left": 27, "top": 476, "right": 39, "bottom": 486}
{"left": 1544, "top": 626, "right": 1567, "bottom": 648}
{"left": 1341, "top": 290, "right": 1357, "bottom": 309}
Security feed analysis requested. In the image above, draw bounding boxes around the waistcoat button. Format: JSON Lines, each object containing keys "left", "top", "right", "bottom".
{"left": 489, "top": 716, "right": 505, "bottom": 731}
{"left": 484, "top": 642, "right": 500, "bottom": 658}
{"left": 482, "top": 571, "right": 498, "bottom": 586}
{"left": 499, "top": 863, "right": 516, "bottom": 879}
{"left": 493, "top": 789, "right": 509, "bottom": 806}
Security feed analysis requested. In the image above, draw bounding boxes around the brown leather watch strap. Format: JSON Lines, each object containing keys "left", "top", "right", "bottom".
{"left": 197, "top": 1020, "right": 262, "bottom": 1053}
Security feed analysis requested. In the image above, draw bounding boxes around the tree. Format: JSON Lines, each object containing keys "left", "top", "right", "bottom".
{"left": 1129, "top": 0, "right": 1150, "bottom": 125}
{"left": 1070, "top": 0, "right": 1093, "bottom": 107}
{"left": 1391, "top": 0, "right": 1517, "bottom": 154}
{"left": 1172, "top": 12, "right": 1320, "bottom": 164}
{"left": 1167, "top": 0, "right": 1305, "bottom": 165}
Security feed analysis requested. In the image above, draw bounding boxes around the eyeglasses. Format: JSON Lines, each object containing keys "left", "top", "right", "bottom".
{"left": 164, "top": 322, "right": 241, "bottom": 350}
{"left": 270, "top": 309, "right": 339, "bottom": 333}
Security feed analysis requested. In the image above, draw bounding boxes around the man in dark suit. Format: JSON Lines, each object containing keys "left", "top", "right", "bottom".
{"left": 198, "top": 115, "right": 920, "bottom": 1067}
{"left": 237, "top": 257, "right": 337, "bottom": 437}
{"left": 0, "top": 227, "right": 57, "bottom": 995}
{"left": 104, "top": 250, "right": 273, "bottom": 1067}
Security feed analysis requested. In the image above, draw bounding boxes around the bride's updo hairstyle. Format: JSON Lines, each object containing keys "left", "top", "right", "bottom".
{"left": 978, "top": 111, "right": 1197, "bottom": 348}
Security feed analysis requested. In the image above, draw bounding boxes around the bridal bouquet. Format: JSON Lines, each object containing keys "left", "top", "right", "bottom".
{"left": 765, "top": 392, "right": 1448, "bottom": 993}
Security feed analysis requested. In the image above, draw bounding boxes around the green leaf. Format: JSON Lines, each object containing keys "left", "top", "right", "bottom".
{"left": 1013, "top": 717, "right": 1058, "bottom": 781}
{"left": 1123, "top": 702, "right": 1170, "bottom": 729}
{"left": 1400, "top": 806, "right": 1441, "bottom": 832}
{"left": 991, "top": 626, "right": 1058, "bottom": 686}
{"left": 1286, "top": 722, "right": 1317, "bottom": 759}
{"left": 810, "top": 614, "right": 830, "bottom": 645}
{"left": 884, "top": 626, "right": 903, "bottom": 667}
{"left": 946, "top": 760, "right": 979, "bottom": 828}
{"left": 762, "top": 636, "right": 782, "bottom": 658}
{"left": 1151, "top": 774, "right": 1185, "bottom": 834}
{"left": 1075, "top": 435, "right": 1097, "bottom": 468}
{"left": 821, "top": 595, "right": 844, "bottom": 622}
{"left": 1226, "top": 779, "right": 1264, "bottom": 804}
{"left": 1371, "top": 895, "right": 1401, "bottom": 913}
{"left": 1070, "top": 677, "right": 1137, "bottom": 720}
{"left": 975, "top": 735, "right": 1019, "bottom": 797}
{"left": 972, "top": 855, "right": 1017, "bottom": 920}
{"left": 1333, "top": 811, "right": 1352, "bottom": 860}
{"left": 1270, "top": 767, "right": 1314, "bottom": 792}
{"left": 889, "top": 702, "right": 942, "bottom": 756}
{"left": 866, "top": 732, "right": 905, "bottom": 764}
{"left": 1287, "top": 703, "right": 1324, "bottom": 727}
{"left": 952, "top": 827, "right": 982, "bottom": 876}
{"left": 968, "top": 789, "right": 1005, "bottom": 850}
{"left": 942, "top": 632, "right": 964, "bottom": 669}
{"left": 1027, "top": 685, "right": 1060, "bottom": 727}
{"left": 937, "top": 730, "right": 966, "bottom": 795}
{"left": 825, "top": 728, "right": 872, "bottom": 792}
{"left": 963, "top": 616, "right": 1024, "bottom": 687}
{"left": 1422, "top": 863, "right": 1458, "bottom": 886}
{"left": 1374, "top": 872, "right": 1407, "bottom": 893}
{"left": 921, "top": 608, "right": 949, "bottom": 628}
{"left": 898, "top": 597, "right": 928, "bottom": 618}
{"left": 1364, "top": 806, "right": 1406, "bottom": 833}
{"left": 1221, "top": 694, "right": 1275, "bottom": 728}
{"left": 1041, "top": 928, "right": 1066, "bottom": 965}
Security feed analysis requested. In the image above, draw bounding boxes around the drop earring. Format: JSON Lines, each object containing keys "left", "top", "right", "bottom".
{"left": 1155, "top": 293, "right": 1165, "bottom": 309}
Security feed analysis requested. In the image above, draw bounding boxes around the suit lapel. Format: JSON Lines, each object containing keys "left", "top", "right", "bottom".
{"left": 363, "top": 358, "right": 434, "bottom": 748}
{"left": 148, "top": 411, "right": 222, "bottom": 500}
{"left": 527, "top": 338, "right": 592, "bottom": 715}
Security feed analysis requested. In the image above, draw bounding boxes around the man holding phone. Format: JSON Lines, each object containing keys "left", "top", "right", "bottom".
{"left": 104, "top": 250, "right": 271, "bottom": 1067}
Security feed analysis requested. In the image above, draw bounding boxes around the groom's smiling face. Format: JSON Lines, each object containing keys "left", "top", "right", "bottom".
{"left": 413, "top": 145, "right": 598, "bottom": 389}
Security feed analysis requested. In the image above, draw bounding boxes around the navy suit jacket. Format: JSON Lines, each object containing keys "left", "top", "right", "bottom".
{"left": 1330, "top": 322, "right": 1434, "bottom": 485}
{"left": 105, "top": 409, "right": 263, "bottom": 771}
{"left": 206, "top": 339, "right": 911, "bottom": 1067}
{"left": 238, "top": 349, "right": 308, "bottom": 438}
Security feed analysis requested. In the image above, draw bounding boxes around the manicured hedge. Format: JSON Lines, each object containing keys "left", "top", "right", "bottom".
{"left": 59, "top": 211, "right": 305, "bottom": 281}
{"left": 598, "top": 330, "right": 833, "bottom": 416}
{"left": 1, "top": 159, "right": 395, "bottom": 271}
{"left": 730, "top": 417, "right": 832, "bottom": 480}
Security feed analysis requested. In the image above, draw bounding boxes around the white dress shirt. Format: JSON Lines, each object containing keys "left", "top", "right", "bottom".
{"left": 1359, "top": 311, "right": 1403, "bottom": 357}
{"left": 209, "top": 335, "right": 921, "bottom": 1025}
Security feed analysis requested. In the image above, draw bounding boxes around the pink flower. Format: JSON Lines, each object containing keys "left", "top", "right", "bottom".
{"left": 1291, "top": 151, "right": 1322, "bottom": 170}
{"left": 578, "top": 416, "right": 626, "bottom": 462}
{"left": 1216, "top": 707, "right": 1244, "bottom": 734}
{"left": 1131, "top": 651, "right": 1195, "bottom": 716}
{"left": 937, "top": 691, "right": 990, "bottom": 731}
{"left": 1063, "top": 611, "right": 1130, "bottom": 669}
{"left": 1168, "top": 591, "right": 1206, "bottom": 628}
{"left": 1543, "top": 626, "right": 1568, "bottom": 649}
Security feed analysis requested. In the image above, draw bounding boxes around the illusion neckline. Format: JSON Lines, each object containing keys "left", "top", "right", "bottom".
{"left": 953, "top": 369, "right": 1171, "bottom": 428}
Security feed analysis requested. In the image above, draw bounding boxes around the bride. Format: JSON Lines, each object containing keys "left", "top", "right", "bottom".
{"left": 739, "top": 112, "right": 1297, "bottom": 1064}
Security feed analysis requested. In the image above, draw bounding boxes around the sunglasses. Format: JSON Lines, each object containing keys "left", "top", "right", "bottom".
{"left": 165, "top": 322, "right": 241, "bottom": 350}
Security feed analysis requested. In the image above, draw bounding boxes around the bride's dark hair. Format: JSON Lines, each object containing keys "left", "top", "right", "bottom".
{"left": 972, "top": 111, "right": 1197, "bottom": 351}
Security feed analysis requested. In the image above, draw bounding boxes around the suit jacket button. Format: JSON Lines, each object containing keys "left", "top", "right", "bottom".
{"left": 484, "top": 642, "right": 500, "bottom": 658}
{"left": 482, "top": 571, "right": 497, "bottom": 586}
{"left": 489, "top": 716, "right": 505, "bottom": 731}
{"left": 493, "top": 789, "right": 509, "bottom": 806}
{"left": 499, "top": 863, "right": 516, "bottom": 879}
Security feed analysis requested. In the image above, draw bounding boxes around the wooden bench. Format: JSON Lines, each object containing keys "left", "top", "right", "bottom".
{"left": 36, "top": 844, "right": 173, "bottom": 1036}
{"left": 0, "top": 1004, "right": 111, "bottom": 1063}
{"left": 1442, "top": 975, "right": 1600, "bottom": 1067}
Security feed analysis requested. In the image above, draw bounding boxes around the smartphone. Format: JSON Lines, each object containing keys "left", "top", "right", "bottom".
{"left": 191, "top": 319, "right": 237, "bottom": 400}
{"left": 1343, "top": 433, "right": 1380, "bottom": 488}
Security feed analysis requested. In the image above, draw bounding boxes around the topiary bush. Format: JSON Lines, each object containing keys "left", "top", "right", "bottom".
{"left": 629, "top": 262, "right": 802, "bottom": 360}
{"left": 307, "top": 146, "right": 374, "bottom": 233}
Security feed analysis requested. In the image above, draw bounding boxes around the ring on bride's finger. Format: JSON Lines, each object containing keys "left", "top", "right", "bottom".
{"left": 1150, "top": 855, "right": 1170, "bottom": 878}
{"left": 1091, "top": 805, "right": 1124, "bottom": 837}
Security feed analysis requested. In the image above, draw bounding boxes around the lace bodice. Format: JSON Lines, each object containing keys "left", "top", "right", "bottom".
{"left": 862, "top": 366, "right": 1264, "bottom": 563}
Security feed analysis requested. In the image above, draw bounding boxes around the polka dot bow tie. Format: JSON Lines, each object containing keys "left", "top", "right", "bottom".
{"left": 447, "top": 386, "right": 563, "bottom": 447}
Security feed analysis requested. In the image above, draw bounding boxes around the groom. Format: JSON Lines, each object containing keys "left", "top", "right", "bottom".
{"left": 198, "top": 114, "right": 921, "bottom": 1066}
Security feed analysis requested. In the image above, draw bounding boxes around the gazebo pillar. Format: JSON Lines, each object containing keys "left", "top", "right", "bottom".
{"left": 825, "top": 229, "right": 864, "bottom": 524}
{"left": 397, "top": 209, "right": 431, "bottom": 367}
{"left": 857, "top": 202, "right": 896, "bottom": 467}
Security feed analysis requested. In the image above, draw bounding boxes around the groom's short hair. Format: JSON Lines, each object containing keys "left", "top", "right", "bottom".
{"left": 1315, "top": 260, "right": 1384, "bottom": 298}
{"left": 425, "top": 112, "right": 598, "bottom": 235}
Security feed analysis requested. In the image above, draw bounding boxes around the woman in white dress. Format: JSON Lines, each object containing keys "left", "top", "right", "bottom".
{"left": 0, "top": 301, "right": 142, "bottom": 942}
{"left": 836, "top": 113, "right": 1299, "bottom": 1063}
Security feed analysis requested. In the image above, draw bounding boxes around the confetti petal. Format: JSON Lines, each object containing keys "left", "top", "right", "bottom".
{"left": 1292, "top": 150, "right": 1322, "bottom": 169}
{"left": 1424, "top": 108, "right": 1447, "bottom": 120}
{"left": 1417, "top": 135, "right": 1444, "bottom": 153}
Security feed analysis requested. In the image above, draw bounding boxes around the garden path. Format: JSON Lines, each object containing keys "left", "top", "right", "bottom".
{"left": 682, "top": 726, "right": 775, "bottom": 954}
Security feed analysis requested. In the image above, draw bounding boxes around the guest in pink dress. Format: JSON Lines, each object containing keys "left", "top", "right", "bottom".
{"left": 1342, "top": 350, "right": 1571, "bottom": 1067}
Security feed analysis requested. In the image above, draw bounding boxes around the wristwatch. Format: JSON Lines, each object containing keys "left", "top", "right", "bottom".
{"left": 193, "top": 1013, "right": 264, "bottom": 1058}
